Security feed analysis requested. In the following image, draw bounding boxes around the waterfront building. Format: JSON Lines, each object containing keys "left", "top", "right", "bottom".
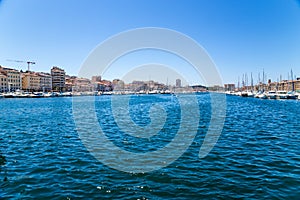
{"left": 22, "top": 72, "right": 40, "bottom": 91}
{"left": 224, "top": 84, "right": 235, "bottom": 92}
{"left": 0, "top": 66, "right": 22, "bottom": 92}
{"left": 112, "top": 79, "right": 125, "bottom": 90}
{"left": 91, "top": 76, "right": 102, "bottom": 83}
{"left": 91, "top": 79, "right": 112, "bottom": 92}
{"left": 295, "top": 78, "right": 300, "bottom": 91}
{"left": 74, "top": 77, "right": 94, "bottom": 92}
{"left": 176, "top": 79, "right": 182, "bottom": 88}
{"left": 65, "top": 75, "right": 77, "bottom": 92}
{"left": 51, "top": 66, "right": 66, "bottom": 92}
{"left": 38, "top": 72, "right": 52, "bottom": 92}
{"left": 0, "top": 73, "right": 8, "bottom": 92}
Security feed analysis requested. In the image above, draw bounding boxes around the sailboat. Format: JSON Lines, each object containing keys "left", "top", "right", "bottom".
{"left": 287, "top": 69, "right": 297, "bottom": 99}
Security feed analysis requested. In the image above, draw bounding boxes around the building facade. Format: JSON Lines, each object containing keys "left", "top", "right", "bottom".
{"left": 224, "top": 84, "right": 235, "bottom": 92}
{"left": 38, "top": 72, "right": 52, "bottom": 92}
{"left": 51, "top": 66, "right": 65, "bottom": 91}
{"left": 0, "top": 66, "right": 22, "bottom": 92}
{"left": 176, "top": 79, "right": 182, "bottom": 88}
{"left": 22, "top": 72, "right": 40, "bottom": 91}
{"left": 0, "top": 73, "right": 8, "bottom": 92}
{"left": 73, "top": 78, "right": 94, "bottom": 92}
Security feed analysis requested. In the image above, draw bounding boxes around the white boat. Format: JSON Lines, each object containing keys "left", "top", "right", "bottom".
{"left": 247, "top": 91, "right": 255, "bottom": 97}
{"left": 259, "top": 93, "right": 268, "bottom": 99}
{"left": 276, "top": 91, "right": 288, "bottom": 100}
{"left": 0, "top": 94, "right": 4, "bottom": 98}
{"left": 148, "top": 90, "right": 159, "bottom": 94}
{"left": 241, "top": 91, "right": 248, "bottom": 97}
{"left": 43, "top": 92, "right": 55, "bottom": 97}
{"left": 287, "top": 91, "right": 297, "bottom": 100}
{"left": 267, "top": 91, "right": 277, "bottom": 99}
{"left": 3, "top": 92, "right": 16, "bottom": 98}
{"left": 62, "top": 92, "right": 72, "bottom": 97}
{"left": 102, "top": 91, "right": 113, "bottom": 95}
{"left": 255, "top": 91, "right": 261, "bottom": 98}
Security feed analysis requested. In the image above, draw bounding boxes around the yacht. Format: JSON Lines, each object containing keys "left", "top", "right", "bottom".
{"left": 267, "top": 91, "right": 277, "bottom": 99}
{"left": 258, "top": 92, "right": 268, "bottom": 99}
{"left": 287, "top": 91, "right": 297, "bottom": 100}
{"left": 3, "top": 92, "right": 15, "bottom": 98}
{"left": 246, "top": 91, "right": 255, "bottom": 97}
{"left": 276, "top": 91, "right": 288, "bottom": 100}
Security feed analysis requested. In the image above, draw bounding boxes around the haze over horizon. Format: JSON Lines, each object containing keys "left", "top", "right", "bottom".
{"left": 0, "top": 0, "right": 299, "bottom": 86}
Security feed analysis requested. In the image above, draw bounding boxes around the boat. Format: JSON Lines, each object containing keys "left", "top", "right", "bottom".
{"left": 276, "top": 91, "right": 288, "bottom": 100}
{"left": 287, "top": 91, "right": 297, "bottom": 100}
{"left": 102, "top": 91, "right": 113, "bottom": 95}
{"left": 3, "top": 92, "right": 16, "bottom": 98}
{"left": 148, "top": 90, "right": 159, "bottom": 94}
{"left": 267, "top": 91, "right": 277, "bottom": 99}
{"left": 43, "top": 92, "right": 55, "bottom": 97}
{"left": 0, "top": 94, "right": 4, "bottom": 98}
{"left": 28, "top": 92, "right": 43, "bottom": 98}
{"left": 62, "top": 92, "right": 72, "bottom": 97}
{"left": 246, "top": 91, "right": 255, "bottom": 97}
{"left": 241, "top": 91, "right": 248, "bottom": 97}
{"left": 255, "top": 91, "right": 262, "bottom": 98}
{"left": 258, "top": 93, "right": 268, "bottom": 99}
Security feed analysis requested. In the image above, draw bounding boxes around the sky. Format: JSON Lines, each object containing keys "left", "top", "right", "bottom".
{"left": 0, "top": 0, "right": 299, "bottom": 86}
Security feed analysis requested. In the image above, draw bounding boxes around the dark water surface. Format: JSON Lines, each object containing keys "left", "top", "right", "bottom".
{"left": 0, "top": 94, "right": 299, "bottom": 199}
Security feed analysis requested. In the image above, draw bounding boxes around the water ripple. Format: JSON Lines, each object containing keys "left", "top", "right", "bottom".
{"left": 0, "top": 95, "right": 299, "bottom": 199}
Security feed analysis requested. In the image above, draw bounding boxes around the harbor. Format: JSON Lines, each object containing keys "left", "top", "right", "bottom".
{"left": 1, "top": 0, "right": 300, "bottom": 199}
{"left": 1, "top": 93, "right": 299, "bottom": 199}
{"left": 223, "top": 70, "right": 300, "bottom": 100}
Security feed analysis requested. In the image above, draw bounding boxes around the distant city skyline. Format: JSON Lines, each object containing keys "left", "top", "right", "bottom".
{"left": 0, "top": 0, "right": 299, "bottom": 85}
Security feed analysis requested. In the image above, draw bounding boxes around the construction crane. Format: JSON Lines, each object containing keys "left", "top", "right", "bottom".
{"left": 6, "top": 59, "right": 36, "bottom": 71}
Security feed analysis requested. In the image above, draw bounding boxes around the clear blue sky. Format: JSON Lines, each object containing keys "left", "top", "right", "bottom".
{"left": 0, "top": 0, "right": 299, "bottom": 85}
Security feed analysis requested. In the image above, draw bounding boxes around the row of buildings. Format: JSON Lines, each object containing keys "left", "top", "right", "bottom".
{"left": 0, "top": 65, "right": 188, "bottom": 93}
{"left": 0, "top": 66, "right": 66, "bottom": 92}
{"left": 223, "top": 78, "right": 300, "bottom": 92}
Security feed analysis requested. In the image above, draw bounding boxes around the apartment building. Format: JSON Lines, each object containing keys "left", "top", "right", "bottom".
{"left": 38, "top": 72, "right": 52, "bottom": 92}
{"left": 0, "top": 66, "right": 22, "bottom": 92}
{"left": 22, "top": 72, "right": 40, "bottom": 91}
{"left": 51, "top": 66, "right": 65, "bottom": 91}
{"left": 0, "top": 73, "right": 8, "bottom": 92}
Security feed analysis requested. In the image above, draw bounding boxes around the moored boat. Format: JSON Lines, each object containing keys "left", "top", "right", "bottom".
{"left": 276, "top": 91, "right": 288, "bottom": 100}
{"left": 267, "top": 91, "right": 277, "bottom": 99}
{"left": 258, "top": 93, "right": 268, "bottom": 99}
{"left": 287, "top": 91, "right": 297, "bottom": 100}
{"left": 3, "top": 92, "right": 16, "bottom": 98}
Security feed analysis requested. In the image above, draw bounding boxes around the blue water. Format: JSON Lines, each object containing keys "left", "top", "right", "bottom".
{"left": 0, "top": 94, "right": 300, "bottom": 199}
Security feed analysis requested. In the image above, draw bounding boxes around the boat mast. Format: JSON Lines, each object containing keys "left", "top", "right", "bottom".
{"left": 258, "top": 72, "right": 260, "bottom": 91}
{"left": 291, "top": 69, "right": 294, "bottom": 91}
{"left": 262, "top": 69, "right": 265, "bottom": 92}
{"left": 251, "top": 72, "right": 253, "bottom": 92}
{"left": 238, "top": 76, "right": 240, "bottom": 91}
